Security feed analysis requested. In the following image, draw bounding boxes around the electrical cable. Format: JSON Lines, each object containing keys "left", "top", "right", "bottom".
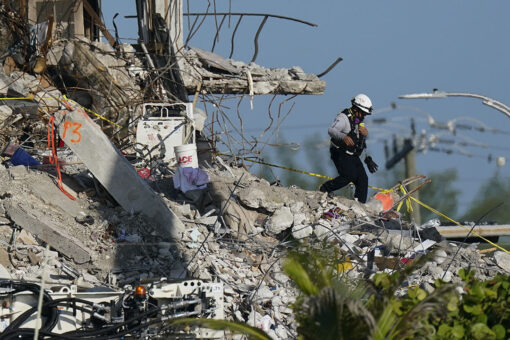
{"left": 1, "top": 281, "right": 56, "bottom": 333}
{"left": 1, "top": 299, "right": 160, "bottom": 339}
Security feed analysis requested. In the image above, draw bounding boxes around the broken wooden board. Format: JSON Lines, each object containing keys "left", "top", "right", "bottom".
{"left": 5, "top": 201, "right": 91, "bottom": 264}
{"left": 436, "top": 224, "right": 510, "bottom": 239}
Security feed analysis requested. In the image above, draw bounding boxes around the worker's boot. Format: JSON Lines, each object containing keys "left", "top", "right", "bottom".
{"left": 319, "top": 184, "right": 335, "bottom": 198}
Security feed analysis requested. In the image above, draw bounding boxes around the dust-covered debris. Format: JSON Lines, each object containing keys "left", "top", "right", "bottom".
{"left": 1, "top": 160, "right": 509, "bottom": 339}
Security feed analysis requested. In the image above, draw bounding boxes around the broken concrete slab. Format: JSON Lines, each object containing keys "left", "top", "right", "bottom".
{"left": 382, "top": 232, "right": 415, "bottom": 254}
{"left": 0, "top": 264, "right": 11, "bottom": 279}
{"left": 494, "top": 251, "right": 510, "bottom": 273}
{"left": 0, "top": 72, "right": 29, "bottom": 97}
{"left": 59, "top": 41, "right": 139, "bottom": 104}
{"left": 17, "top": 229, "right": 38, "bottom": 245}
{"left": 192, "top": 47, "right": 240, "bottom": 75}
{"left": 9, "top": 166, "right": 86, "bottom": 218}
{"left": 5, "top": 201, "right": 91, "bottom": 264}
{"left": 179, "top": 48, "right": 326, "bottom": 95}
{"left": 266, "top": 206, "right": 294, "bottom": 234}
{"left": 53, "top": 103, "right": 185, "bottom": 240}
{"left": 0, "top": 105, "right": 12, "bottom": 123}
{"left": 293, "top": 212, "right": 306, "bottom": 226}
{"left": 208, "top": 179, "right": 258, "bottom": 237}
{"left": 1, "top": 98, "right": 38, "bottom": 117}
{"left": 28, "top": 250, "right": 42, "bottom": 265}
{"left": 221, "top": 201, "right": 257, "bottom": 237}
{"left": 291, "top": 224, "right": 313, "bottom": 239}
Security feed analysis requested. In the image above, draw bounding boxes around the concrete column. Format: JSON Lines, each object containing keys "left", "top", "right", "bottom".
{"left": 27, "top": 0, "right": 38, "bottom": 25}
{"left": 154, "top": 0, "right": 183, "bottom": 51}
{"left": 73, "top": 0, "right": 85, "bottom": 38}
{"left": 54, "top": 102, "right": 185, "bottom": 240}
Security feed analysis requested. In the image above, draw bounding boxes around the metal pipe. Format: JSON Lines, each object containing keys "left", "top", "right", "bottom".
{"left": 161, "top": 298, "right": 202, "bottom": 310}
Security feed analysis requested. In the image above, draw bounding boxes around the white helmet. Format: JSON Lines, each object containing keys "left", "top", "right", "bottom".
{"left": 351, "top": 94, "right": 373, "bottom": 114}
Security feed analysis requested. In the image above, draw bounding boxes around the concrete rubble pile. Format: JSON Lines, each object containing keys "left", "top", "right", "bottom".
{"left": 1, "top": 155, "right": 510, "bottom": 338}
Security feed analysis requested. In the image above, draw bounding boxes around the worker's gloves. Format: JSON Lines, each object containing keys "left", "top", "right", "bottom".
{"left": 364, "top": 156, "right": 378, "bottom": 173}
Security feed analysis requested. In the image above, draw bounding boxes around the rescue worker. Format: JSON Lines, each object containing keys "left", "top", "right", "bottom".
{"left": 319, "top": 93, "right": 379, "bottom": 203}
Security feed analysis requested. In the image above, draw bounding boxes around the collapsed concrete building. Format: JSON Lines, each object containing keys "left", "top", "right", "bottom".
{"left": 0, "top": 1, "right": 509, "bottom": 339}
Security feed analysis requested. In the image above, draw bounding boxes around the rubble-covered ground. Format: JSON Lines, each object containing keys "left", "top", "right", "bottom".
{"left": 1, "top": 157, "right": 510, "bottom": 338}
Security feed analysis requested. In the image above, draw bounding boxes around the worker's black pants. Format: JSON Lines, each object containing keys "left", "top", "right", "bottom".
{"left": 321, "top": 146, "right": 368, "bottom": 203}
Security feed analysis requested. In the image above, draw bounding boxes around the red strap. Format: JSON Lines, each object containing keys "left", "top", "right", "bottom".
{"left": 47, "top": 116, "right": 76, "bottom": 200}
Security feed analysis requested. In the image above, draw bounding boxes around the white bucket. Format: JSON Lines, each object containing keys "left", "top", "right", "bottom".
{"left": 174, "top": 144, "right": 198, "bottom": 168}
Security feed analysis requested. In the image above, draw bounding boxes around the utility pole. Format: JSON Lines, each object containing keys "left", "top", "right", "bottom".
{"left": 404, "top": 138, "right": 421, "bottom": 224}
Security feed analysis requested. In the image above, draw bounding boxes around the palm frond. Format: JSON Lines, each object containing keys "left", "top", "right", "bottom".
{"left": 166, "top": 318, "right": 272, "bottom": 340}
{"left": 298, "top": 287, "right": 376, "bottom": 340}
{"left": 283, "top": 256, "right": 319, "bottom": 296}
{"left": 372, "top": 303, "right": 398, "bottom": 340}
{"left": 393, "top": 284, "right": 456, "bottom": 339}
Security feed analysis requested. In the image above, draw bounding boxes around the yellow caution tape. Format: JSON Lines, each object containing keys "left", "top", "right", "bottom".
{"left": 397, "top": 184, "right": 413, "bottom": 213}
{"left": 409, "top": 196, "right": 510, "bottom": 254}
{"left": 0, "top": 95, "right": 54, "bottom": 100}
{"left": 0, "top": 95, "right": 35, "bottom": 100}
{"left": 62, "top": 95, "right": 122, "bottom": 129}
{"left": 0, "top": 94, "right": 122, "bottom": 129}
{"left": 217, "top": 152, "right": 385, "bottom": 191}
{"left": 215, "top": 152, "right": 510, "bottom": 254}
{"left": 216, "top": 152, "right": 334, "bottom": 180}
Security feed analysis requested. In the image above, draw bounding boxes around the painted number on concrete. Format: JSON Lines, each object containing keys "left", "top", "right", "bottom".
{"left": 63, "top": 121, "right": 83, "bottom": 143}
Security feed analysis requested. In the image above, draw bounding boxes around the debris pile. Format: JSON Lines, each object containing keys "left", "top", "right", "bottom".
{"left": 1, "top": 157, "right": 510, "bottom": 338}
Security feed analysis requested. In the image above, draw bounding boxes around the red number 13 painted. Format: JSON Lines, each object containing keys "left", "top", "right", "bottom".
{"left": 63, "top": 121, "right": 82, "bottom": 143}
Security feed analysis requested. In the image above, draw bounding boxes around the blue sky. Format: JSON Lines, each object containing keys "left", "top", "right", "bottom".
{"left": 102, "top": 1, "right": 510, "bottom": 217}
